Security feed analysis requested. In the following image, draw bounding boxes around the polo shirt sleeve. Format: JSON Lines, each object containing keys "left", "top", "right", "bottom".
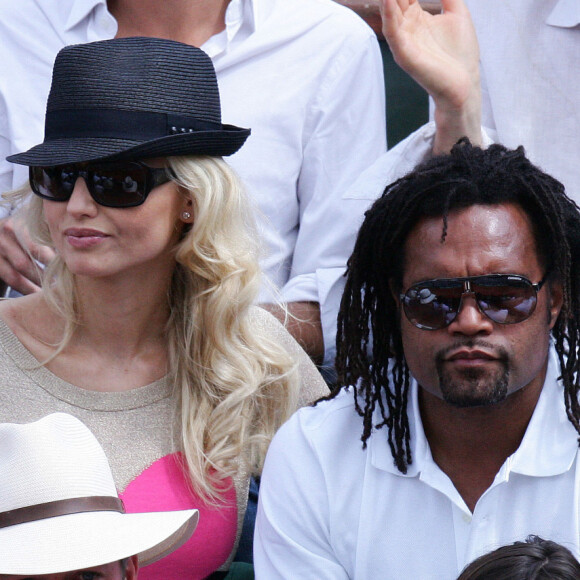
{"left": 254, "top": 411, "right": 350, "bottom": 579}
{"left": 279, "top": 24, "right": 386, "bottom": 368}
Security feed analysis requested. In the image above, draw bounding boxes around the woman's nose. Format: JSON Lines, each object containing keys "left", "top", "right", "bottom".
{"left": 66, "top": 176, "right": 98, "bottom": 217}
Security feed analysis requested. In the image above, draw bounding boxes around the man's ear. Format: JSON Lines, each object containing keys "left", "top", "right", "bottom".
{"left": 389, "top": 279, "right": 401, "bottom": 307}
{"left": 125, "top": 555, "right": 139, "bottom": 579}
{"left": 548, "top": 279, "right": 564, "bottom": 330}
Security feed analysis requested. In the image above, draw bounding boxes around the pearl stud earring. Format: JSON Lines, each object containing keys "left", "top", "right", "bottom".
{"left": 182, "top": 211, "right": 191, "bottom": 220}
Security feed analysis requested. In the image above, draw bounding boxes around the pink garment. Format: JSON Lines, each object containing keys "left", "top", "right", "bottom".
{"left": 0, "top": 308, "right": 328, "bottom": 576}
{"left": 120, "top": 452, "right": 238, "bottom": 579}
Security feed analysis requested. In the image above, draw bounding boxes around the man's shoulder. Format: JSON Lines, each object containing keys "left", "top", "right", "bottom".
{"left": 266, "top": 387, "right": 370, "bottom": 480}
{"left": 282, "top": 387, "right": 362, "bottom": 441}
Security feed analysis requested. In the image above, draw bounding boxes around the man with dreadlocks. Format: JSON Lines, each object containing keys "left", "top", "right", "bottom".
{"left": 254, "top": 140, "right": 580, "bottom": 579}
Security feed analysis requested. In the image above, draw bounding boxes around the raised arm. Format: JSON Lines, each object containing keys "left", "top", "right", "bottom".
{"left": 381, "top": 0, "right": 482, "bottom": 154}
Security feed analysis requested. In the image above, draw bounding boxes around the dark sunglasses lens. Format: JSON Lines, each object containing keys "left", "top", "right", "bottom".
{"left": 403, "top": 285, "right": 462, "bottom": 330}
{"left": 30, "top": 166, "right": 77, "bottom": 200}
{"left": 89, "top": 163, "right": 148, "bottom": 207}
{"left": 474, "top": 278, "right": 537, "bottom": 323}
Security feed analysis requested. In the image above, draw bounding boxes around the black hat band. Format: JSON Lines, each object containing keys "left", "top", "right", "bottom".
{"left": 45, "top": 109, "right": 223, "bottom": 142}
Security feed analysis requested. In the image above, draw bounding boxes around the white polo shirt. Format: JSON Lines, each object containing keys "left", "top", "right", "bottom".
{"left": 255, "top": 346, "right": 580, "bottom": 579}
{"left": 0, "top": 0, "right": 386, "bottom": 364}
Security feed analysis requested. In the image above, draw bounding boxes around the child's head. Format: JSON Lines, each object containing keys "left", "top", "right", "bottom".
{"left": 457, "top": 536, "right": 580, "bottom": 580}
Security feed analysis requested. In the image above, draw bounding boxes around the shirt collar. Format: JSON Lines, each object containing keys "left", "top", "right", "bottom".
{"left": 65, "top": 0, "right": 106, "bottom": 32}
{"left": 546, "top": 0, "right": 580, "bottom": 28}
{"left": 203, "top": 0, "right": 256, "bottom": 58}
{"left": 370, "top": 345, "right": 578, "bottom": 478}
{"left": 369, "top": 373, "right": 433, "bottom": 477}
{"left": 508, "top": 346, "right": 578, "bottom": 476}
{"left": 64, "top": 0, "right": 259, "bottom": 48}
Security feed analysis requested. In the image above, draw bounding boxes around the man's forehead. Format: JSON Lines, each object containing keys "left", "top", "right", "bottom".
{"left": 402, "top": 203, "right": 542, "bottom": 283}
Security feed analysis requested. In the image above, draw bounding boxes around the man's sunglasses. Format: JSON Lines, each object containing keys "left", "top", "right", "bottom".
{"left": 400, "top": 273, "right": 549, "bottom": 330}
{"left": 29, "top": 161, "right": 174, "bottom": 208}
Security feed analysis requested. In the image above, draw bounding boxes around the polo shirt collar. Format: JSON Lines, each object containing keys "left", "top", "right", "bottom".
{"left": 370, "top": 345, "right": 578, "bottom": 479}
{"left": 546, "top": 0, "right": 580, "bottom": 28}
{"left": 369, "top": 373, "right": 434, "bottom": 477}
{"left": 509, "top": 347, "right": 578, "bottom": 476}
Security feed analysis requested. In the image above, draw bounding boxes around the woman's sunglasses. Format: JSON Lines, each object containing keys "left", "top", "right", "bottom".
{"left": 29, "top": 161, "right": 174, "bottom": 208}
{"left": 400, "top": 273, "right": 549, "bottom": 330}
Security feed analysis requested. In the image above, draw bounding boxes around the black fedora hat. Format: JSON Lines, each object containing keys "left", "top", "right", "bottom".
{"left": 8, "top": 37, "right": 250, "bottom": 167}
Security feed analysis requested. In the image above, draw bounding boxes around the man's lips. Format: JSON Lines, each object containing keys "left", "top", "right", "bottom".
{"left": 445, "top": 349, "right": 499, "bottom": 362}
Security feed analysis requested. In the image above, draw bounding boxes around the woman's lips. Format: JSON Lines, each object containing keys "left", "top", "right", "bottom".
{"left": 64, "top": 228, "right": 108, "bottom": 249}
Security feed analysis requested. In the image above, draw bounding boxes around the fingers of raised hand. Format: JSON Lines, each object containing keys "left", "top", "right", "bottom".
{"left": 0, "top": 217, "right": 49, "bottom": 294}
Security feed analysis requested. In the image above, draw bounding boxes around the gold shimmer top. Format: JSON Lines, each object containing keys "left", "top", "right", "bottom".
{"left": 0, "top": 307, "right": 328, "bottom": 578}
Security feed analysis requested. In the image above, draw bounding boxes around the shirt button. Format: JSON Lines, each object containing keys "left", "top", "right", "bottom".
{"left": 462, "top": 513, "right": 472, "bottom": 523}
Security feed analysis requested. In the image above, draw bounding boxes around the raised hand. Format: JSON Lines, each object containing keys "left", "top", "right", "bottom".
{"left": 381, "top": 0, "right": 482, "bottom": 153}
{"left": 0, "top": 216, "right": 55, "bottom": 295}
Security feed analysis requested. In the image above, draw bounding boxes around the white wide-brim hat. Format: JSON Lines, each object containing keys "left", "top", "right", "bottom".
{"left": 0, "top": 413, "right": 199, "bottom": 575}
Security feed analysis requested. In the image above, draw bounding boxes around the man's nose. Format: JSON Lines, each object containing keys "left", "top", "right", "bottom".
{"left": 447, "top": 292, "right": 494, "bottom": 336}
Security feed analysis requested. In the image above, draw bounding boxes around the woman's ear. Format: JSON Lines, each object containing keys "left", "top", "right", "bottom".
{"left": 180, "top": 198, "right": 194, "bottom": 224}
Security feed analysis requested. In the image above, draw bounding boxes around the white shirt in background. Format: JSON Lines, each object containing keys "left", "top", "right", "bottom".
{"left": 345, "top": 0, "right": 579, "bottom": 206}
{"left": 0, "top": 0, "right": 387, "bottom": 365}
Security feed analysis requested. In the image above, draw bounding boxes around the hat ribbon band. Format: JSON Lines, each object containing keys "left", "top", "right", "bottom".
{"left": 0, "top": 496, "right": 125, "bottom": 529}
{"left": 45, "top": 109, "right": 222, "bottom": 141}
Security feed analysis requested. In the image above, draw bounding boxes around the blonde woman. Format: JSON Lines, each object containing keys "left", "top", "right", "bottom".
{"left": 0, "top": 38, "right": 327, "bottom": 579}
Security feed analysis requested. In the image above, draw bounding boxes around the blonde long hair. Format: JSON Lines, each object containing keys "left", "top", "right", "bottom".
{"left": 14, "top": 156, "right": 299, "bottom": 501}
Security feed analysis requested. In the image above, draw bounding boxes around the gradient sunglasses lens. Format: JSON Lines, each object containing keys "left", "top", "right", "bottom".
{"left": 401, "top": 275, "right": 542, "bottom": 330}
{"left": 401, "top": 282, "right": 462, "bottom": 330}
{"left": 29, "top": 162, "right": 167, "bottom": 207}
{"left": 30, "top": 165, "right": 76, "bottom": 200}
{"left": 472, "top": 276, "right": 539, "bottom": 324}
{"left": 87, "top": 163, "right": 148, "bottom": 207}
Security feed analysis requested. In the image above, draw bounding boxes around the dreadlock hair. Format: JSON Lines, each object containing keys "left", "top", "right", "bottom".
{"left": 331, "top": 139, "right": 580, "bottom": 474}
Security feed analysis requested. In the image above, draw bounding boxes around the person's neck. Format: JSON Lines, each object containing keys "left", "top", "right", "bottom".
{"left": 419, "top": 375, "right": 546, "bottom": 513}
{"left": 5, "top": 267, "right": 175, "bottom": 392}
{"left": 72, "top": 268, "right": 172, "bottom": 358}
{"left": 108, "top": 0, "right": 231, "bottom": 47}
